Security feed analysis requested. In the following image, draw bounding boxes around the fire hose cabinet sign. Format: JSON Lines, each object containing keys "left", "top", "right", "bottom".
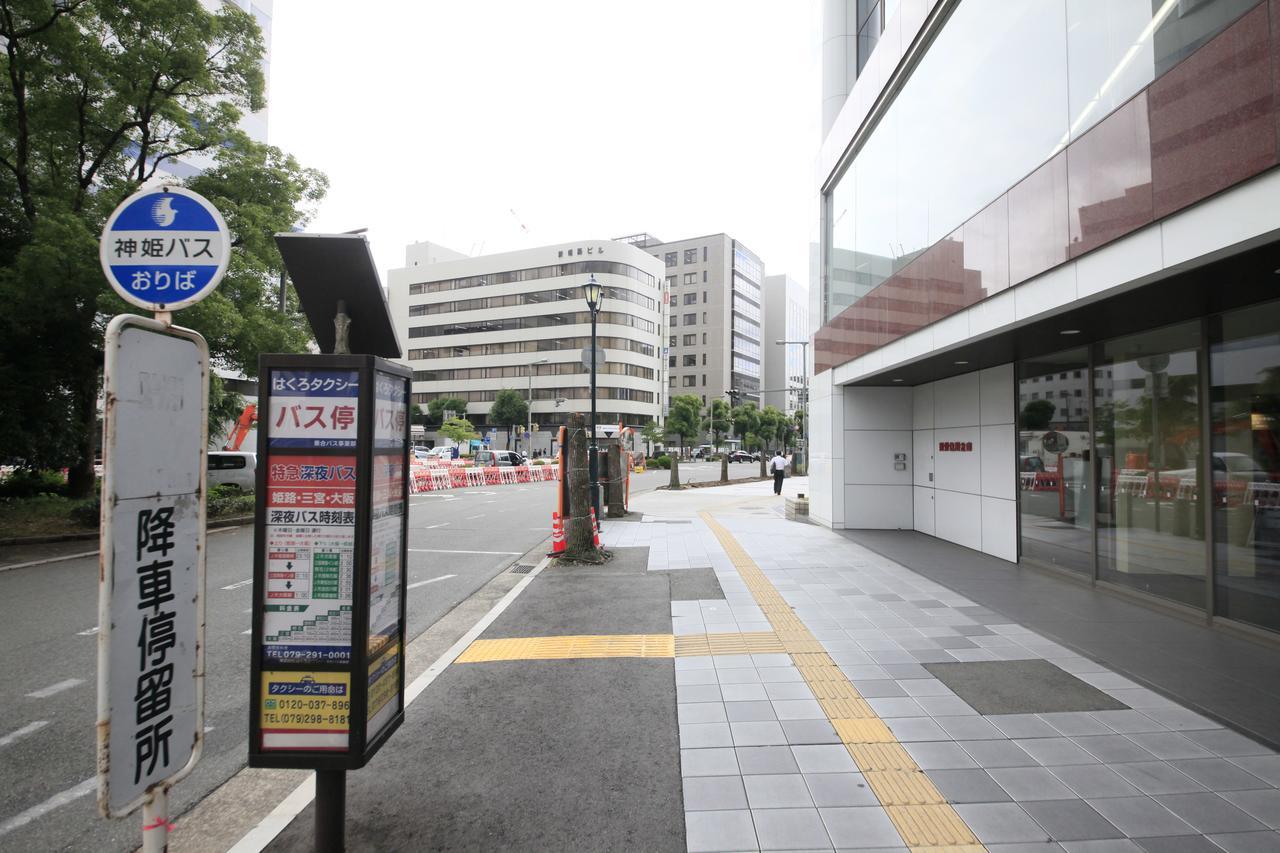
{"left": 249, "top": 354, "right": 410, "bottom": 770}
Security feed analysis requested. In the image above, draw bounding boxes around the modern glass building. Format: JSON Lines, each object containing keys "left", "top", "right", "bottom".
{"left": 812, "top": 0, "right": 1280, "bottom": 639}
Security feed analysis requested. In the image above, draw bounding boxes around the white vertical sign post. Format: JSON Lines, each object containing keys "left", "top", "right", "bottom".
{"left": 96, "top": 185, "right": 229, "bottom": 853}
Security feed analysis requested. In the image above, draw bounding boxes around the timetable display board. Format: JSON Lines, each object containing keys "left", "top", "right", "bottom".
{"left": 249, "top": 355, "right": 410, "bottom": 771}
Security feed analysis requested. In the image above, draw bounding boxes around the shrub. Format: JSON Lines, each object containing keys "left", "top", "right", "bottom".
{"left": 653, "top": 455, "right": 672, "bottom": 470}
{"left": 532, "top": 459, "right": 545, "bottom": 466}
{"left": 68, "top": 497, "right": 101, "bottom": 527}
{"left": 209, "top": 483, "right": 250, "bottom": 500}
{"left": 209, "top": 493, "right": 255, "bottom": 518}
{"left": 0, "top": 469, "right": 68, "bottom": 498}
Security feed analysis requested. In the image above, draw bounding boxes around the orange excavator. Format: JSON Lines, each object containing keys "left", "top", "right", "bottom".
{"left": 223, "top": 403, "right": 258, "bottom": 451}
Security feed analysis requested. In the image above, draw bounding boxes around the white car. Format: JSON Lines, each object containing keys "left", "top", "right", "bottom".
{"left": 208, "top": 451, "right": 256, "bottom": 490}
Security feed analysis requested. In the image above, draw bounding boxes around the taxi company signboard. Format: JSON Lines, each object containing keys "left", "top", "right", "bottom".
{"left": 97, "top": 315, "right": 209, "bottom": 816}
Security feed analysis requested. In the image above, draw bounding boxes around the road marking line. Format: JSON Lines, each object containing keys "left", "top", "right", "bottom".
{"left": 241, "top": 629, "right": 251, "bottom": 635}
{"left": 0, "top": 776, "right": 95, "bottom": 837}
{"left": 698, "top": 511, "right": 982, "bottom": 849}
{"left": 0, "top": 550, "right": 98, "bottom": 572}
{"left": 407, "top": 574, "right": 457, "bottom": 590}
{"left": 465, "top": 514, "right": 485, "bottom": 520}
{"left": 221, "top": 578, "right": 253, "bottom": 590}
{"left": 408, "top": 548, "right": 519, "bottom": 556}
{"left": 228, "top": 555, "right": 550, "bottom": 853}
{"left": 76, "top": 626, "right": 99, "bottom": 637}
{"left": 425, "top": 522, "right": 451, "bottom": 529}
{"left": 0, "top": 721, "right": 48, "bottom": 748}
{"left": 26, "top": 679, "right": 83, "bottom": 699}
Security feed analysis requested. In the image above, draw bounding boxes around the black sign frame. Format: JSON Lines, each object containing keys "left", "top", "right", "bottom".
{"left": 248, "top": 353, "right": 411, "bottom": 772}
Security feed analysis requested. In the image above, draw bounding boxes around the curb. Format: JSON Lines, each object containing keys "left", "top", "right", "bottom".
{"left": 0, "top": 514, "right": 253, "bottom": 548}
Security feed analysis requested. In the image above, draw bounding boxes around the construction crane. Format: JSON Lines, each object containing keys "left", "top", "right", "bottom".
{"left": 223, "top": 403, "right": 257, "bottom": 451}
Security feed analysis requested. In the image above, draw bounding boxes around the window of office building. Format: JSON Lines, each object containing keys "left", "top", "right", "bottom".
{"left": 683, "top": 376, "right": 697, "bottom": 387}
{"left": 665, "top": 276, "right": 676, "bottom": 288}
{"left": 856, "top": 0, "right": 881, "bottom": 75}
{"left": 684, "top": 248, "right": 698, "bottom": 264}
{"left": 702, "top": 271, "right": 707, "bottom": 283}
{"left": 683, "top": 293, "right": 697, "bottom": 305}
{"left": 683, "top": 354, "right": 697, "bottom": 367}
{"left": 683, "top": 313, "right": 696, "bottom": 325}
{"left": 668, "top": 355, "right": 676, "bottom": 368}
{"left": 1094, "top": 321, "right": 1205, "bottom": 610}
{"left": 702, "top": 333, "right": 707, "bottom": 345}
{"left": 683, "top": 334, "right": 697, "bottom": 346}
{"left": 702, "top": 291, "right": 707, "bottom": 303}
{"left": 669, "top": 335, "right": 677, "bottom": 347}
{"left": 702, "top": 246, "right": 708, "bottom": 262}
{"left": 1019, "top": 349, "right": 1092, "bottom": 575}
{"left": 684, "top": 272, "right": 697, "bottom": 285}
{"left": 1210, "top": 301, "right": 1280, "bottom": 634}
{"left": 665, "top": 252, "right": 677, "bottom": 267}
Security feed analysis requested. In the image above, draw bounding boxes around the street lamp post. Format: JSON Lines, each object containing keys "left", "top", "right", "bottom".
{"left": 583, "top": 275, "right": 603, "bottom": 523}
{"left": 776, "top": 340, "right": 810, "bottom": 473}
{"left": 526, "top": 358, "right": 548, "bottom": 455}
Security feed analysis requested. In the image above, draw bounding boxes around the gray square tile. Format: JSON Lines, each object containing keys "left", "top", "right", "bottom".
{"left": 718, "top": 667, "right": 764, "bottom": 684}
{"left": 1110, "top": 763, "right": 1207, "bottom": 796}
{"left": 683, "top": 747, "right": 741, "bottom": 777}
{"left": 838, "top": 665, "right": 893, "bottom": 681}
{"left": 939, "top": 715, "right": 1007, "bottom": 741}
{"left": 1060, "top": 842, "right": 1143, "bottom": 853}
{"left": 929, "top": 769, "right": 1013, "bottom": 803}
{"left": 737, "top": 745, "right": 801, "bottom": 775}
{"left": 1086, "top": 797, "right": 1197, "bottom": 838}
{"left": 1179, "top": 730, "right": 1272, "bottom": 759}
{"left": 1041, "top": 713, "right": 1116, "bottom": 738}
{"left": 1091, "top": 711, "right": 1168, "bottom": 735}
{"left": 1017, "top": 738, "right": 1101, "bottom": 766}
{"left": 773, "top": 699, "right": 826, "bottom": 721}
{"left": 1139, "top": 708, "right": 1221, "bottom": 732}
{"left": 753, "top": 807, "right": 832, "bottom": 851}
{"left": 886, "top": 716, "right": 949, "bottom": 742}
{"left": 744, "top": 773, "right": 815, "bottom": 809}
{"left": 1073, "top": 735, "right": 1159, "bottom": 764}
{"left": 684, "top": 775, "right": 749, "bottom": 811}
{"left": 765, "top": 681, "right": 817, "bottom": 701}
{"left": 720, "top": 682, "right": 770, "bottom": 702}
{"left": 1023, "top": 800, "right": 1123, "bottom": 841}
{"left": 726, "top": 700, "right": 778, "bottom": 722}
{"left": 679, "top": 684, "right": 725, "bottom": 703}
{"left": 991, "top": 767, "right": 1081, "bottom": 801}
{"left": 732, "top": 720, "right": 788, "bottom": 747}
{"left": 904, "top": 741, "right": 980, "bottom": 770}
{"left": 1205, "top": 831, "right": 1280, "bottom": 853}
{"left": 1131, "top": 836, "right": 1230, "bottom": 853}
{"left": 989, "top": 715, "right": 1064, "bottom": 739}
{"left": 1220, "top": 790, "right": 1280, "bottom": 830}
{"left": 881, "top": 663, "right": 932, "bottom": 679}
{"left": 916, "top": 695, "right": 979, "bottom": 717}
{"left": 782, "top": 719, "right": 842, "bottom": 745}
{"left": 678, "top": 668, "right": 721, "bottom": 686}
{"left": 1169, "top": 758, "right": 1275, "bottom": 792}
{"left": 986, "top": 843, "right": 1066, "bottom": 852}
{"left": 759, "top": 666, "right": 806, "bottom": 683}
{"left": 714, "top": 654, "right": 758, "bottom": 670}
{"left": 954, "top": 803, "right": 1054, "bottom": 844}
{"left": 899, "top": 678, "right": 957, "bottom": 698}
{"left": 805, "top": 773, "right": 879, "bottom": 807}
{"left": 682, "top": 722, "right": 735, "bottom": 748}
{"left": 1127, "top": 732, "right": 1214, "bottom": 761}
{"left": 680, "top": 703, "right": 730, "bottom": 725}
{"left": 1152, "top": 793, "right": 1266, "bottom": 834}
{"left": 793, "top": 744, "right": 859, "bottom": 774}
{"left": 1230, "top": 756, "right": 1280, "bottom": 787}
{"left": 868, "top": 697, "right": 927, "bottom": 718}
{"left": 962, "top": 739, "right": 1040, "bottom": 768}
{"left": 852, "top": 680, "right": 909, "bottom": 698}
{"left": 818, "top": 806, "right": 904, "bottom": 848}
{"left": 1048, "top": 765, "right": 1144, "bottom": 799}
{"left": 685, "top": 809, "right": 758, "bottom": 853}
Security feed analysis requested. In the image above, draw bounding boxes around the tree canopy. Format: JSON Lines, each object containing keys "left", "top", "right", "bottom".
{"left": 702, "top": 398, "right": 731, "bottom": 446}
{"left": 489, "top": 389, "right": 528, "bottom": 449}
{"left": 0, "top": 0, "right": 327, "bottom": 494}
{"left": 666, "top": 395, "right": 702, "bottom": 449}
{"left": 427, "top": 396, "right": 468, "bottom": 425}
{"left": 440, "top": 417, "right": 478, "bottom": 446}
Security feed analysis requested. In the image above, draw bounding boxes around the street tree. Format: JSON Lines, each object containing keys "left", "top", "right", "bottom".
{"left": 756, "top": 406, "right": 785, "bottom": 452}
{"left": 0, "top": 0, "right": 326, "bottom": 496}
{"left": 489, "top": 388, "right": 528, "bottom": 450}
{"left": 640, "top": 420, "right": 663, "bottom": 457}
{"left": 666, "top": 394, "right": 701, "bottom": 456}
{"left": 439, "top": 416, "right": 478, "bottom": 447}
{"left": 731, "top": 404, "right": 760, "bottom": 447}
{"left": 427, "top": 396, "right": 468, "bottom": 425}
{"left": 702, "top": 398, "right": 731, "bottom": 448}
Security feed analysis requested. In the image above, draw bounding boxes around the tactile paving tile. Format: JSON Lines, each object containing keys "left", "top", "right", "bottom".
{"left": 456, "top": 634, "right": 674, "bottom": 662}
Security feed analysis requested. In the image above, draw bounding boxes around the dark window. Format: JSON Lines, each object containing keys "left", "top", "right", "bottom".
{"left": 664, "top": 252, "right": 677, "bottom": 267}
{"left": 684, "top": 248, "right": 698, "bottom": 264}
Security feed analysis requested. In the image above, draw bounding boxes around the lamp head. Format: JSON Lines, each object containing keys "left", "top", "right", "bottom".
{"left": 582, "top": 275, "right": 603, "bottom": 312}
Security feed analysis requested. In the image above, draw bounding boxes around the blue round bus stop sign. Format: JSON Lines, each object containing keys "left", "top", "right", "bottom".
{"left": 99, "top": 185, "right": 231, "bottom": 312}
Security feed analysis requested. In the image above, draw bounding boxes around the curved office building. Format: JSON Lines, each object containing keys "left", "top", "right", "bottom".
{"left": 388, "top": 239, "right": 665, "bottom": 450}
{"left": 814, "top": 0, "right": 1280, "bottom": 640}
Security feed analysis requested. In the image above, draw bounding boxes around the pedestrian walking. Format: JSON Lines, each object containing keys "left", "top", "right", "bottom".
{"left": 769, "top": 451, "right": 789, "bottom": 495}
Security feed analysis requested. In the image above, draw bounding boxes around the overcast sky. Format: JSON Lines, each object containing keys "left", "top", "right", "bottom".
{"left": 268, "top": 1, "right": 820, "bottom": 290}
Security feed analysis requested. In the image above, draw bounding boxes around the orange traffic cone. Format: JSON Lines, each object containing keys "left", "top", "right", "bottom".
{"left": 547, "top": 511, "right": 566, "bottom": 556}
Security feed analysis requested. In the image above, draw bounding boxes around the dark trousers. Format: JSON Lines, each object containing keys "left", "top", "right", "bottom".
{"left": 773, "top": 470, "right": 785, "bottom": 495}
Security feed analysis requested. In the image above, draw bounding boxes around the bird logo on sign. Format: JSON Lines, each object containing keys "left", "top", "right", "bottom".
{"left": 151, "top": 196, "right": 178, "bottom": 227}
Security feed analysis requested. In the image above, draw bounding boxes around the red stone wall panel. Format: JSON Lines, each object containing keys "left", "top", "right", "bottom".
{"left": 1067, "top": 92, "right": 1154, "bottom": 258}
{"left": 1008, "top": 152, "right": 1070, "bottom": 286}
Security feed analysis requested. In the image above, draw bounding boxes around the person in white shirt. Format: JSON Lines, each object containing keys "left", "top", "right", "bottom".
{"left": 768, "top": 452, "right": 789, "bottom": 495}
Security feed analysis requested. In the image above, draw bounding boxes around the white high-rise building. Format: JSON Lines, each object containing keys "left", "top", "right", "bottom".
{"left": 762, "top": 274, "right": 808, "bottom": 414}
{"left": 387, "top": 240, "right": 666, "bottom": 451}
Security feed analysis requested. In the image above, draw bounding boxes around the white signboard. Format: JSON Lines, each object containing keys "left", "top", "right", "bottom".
{"left": 99, "top": 186, "right": 231, "bottom": 312}
{"left": 267, "top": 370, "right": 359, "bottom": 449}
{"left": 97, "top": 315, "right": 208, "bottom": 817}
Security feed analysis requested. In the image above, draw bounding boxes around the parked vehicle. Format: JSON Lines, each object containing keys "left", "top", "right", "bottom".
{"left": 428, "top": 445, "right": 459, "bottom": 460}
{"left": 728, "top": 450, "right": 755, "bottom": 463}
{"left": 690, "top": 445, "right": 714, "bottom": 460}
{"left": 208, "top": 451, "right": 256, "bottom": 490}
{"left": 473, "top": 449, "right": 525, "bottom": 467}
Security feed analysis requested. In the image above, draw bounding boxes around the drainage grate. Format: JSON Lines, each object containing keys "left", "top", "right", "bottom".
{"left": 508, "top": 564, "right": 535, "bottom": 574}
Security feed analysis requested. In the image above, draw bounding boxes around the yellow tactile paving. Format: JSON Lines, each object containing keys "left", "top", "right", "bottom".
{"left": 674, "top": 631, "right": 785, "bottom": 657}
{"left": 456, "top": 630, "right": 788, "bottom": 663}
{"left": 698, "top": 512, "right": 988, "bottom": 853}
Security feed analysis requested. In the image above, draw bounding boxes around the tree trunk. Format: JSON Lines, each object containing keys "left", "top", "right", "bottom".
{"left": 607, "top": 444, "right": 626, "bottom": 518}
{"left": 759, "top": 455, "right": 767, "bottom": 479}
{"left": 720, "top": 453, "right": 728, "bottom": 483}
{"left": 669, "top": 455, "right": 680, "bottom": 489}
{"left": 562, "top": 412, "right": 598, "bottom": 559}
{"left": 66, "top": 365, "right": 99, "bottom": 499}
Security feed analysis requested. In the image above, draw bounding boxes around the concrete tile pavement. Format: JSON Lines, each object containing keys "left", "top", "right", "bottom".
{"left": 614, "top": 477, "right": 1280, "bottom": 853}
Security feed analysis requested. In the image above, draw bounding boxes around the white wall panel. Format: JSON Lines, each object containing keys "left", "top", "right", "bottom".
{"left": 1075, "top": 224, "right": 1162, "bottom": 300}
{"left": 933, "top": 427, "right": 981, "bottom": 493}
{"left": 913, "top": 486, "right": 935, "bottom": 536}
{"left": 1160, "top": 168, "right": 1280, "bottom": 269}
{"left": 979, "top": 364, "right": 1015, "bottom": 426}
{"left": 843, "top": 387, "right": 913, "bottom": 430}
{"left": 845, "top": 485, "right": 914, "bottom": 529}
{"left": 981, "top": 496, "right": 1018, "bottom": 562}
{"left": 933, "top": 373, "right": 981, "bottom": 429}
{"left": 967, "top": 290, "right": 1016, "bottom": 339}
{"left": 1014, "top": 263, "right": 1077, "bottom": 322}
{"left": 913, "top": 429, "right": 935, "bottom": 487}
{"left": 931, "top": 311, "right": 970, "bottom": 352}
{"left": 913, "top": 382, "right": 934, "bottom": 430}
{"left": 935, "top": 489, "right": 982, "bottom": 551}
{"left": 979, "top": 424, "right": 1016, "bottom": 500}
{"left": 844, "top": 430, "right": 913, "bottom": 486}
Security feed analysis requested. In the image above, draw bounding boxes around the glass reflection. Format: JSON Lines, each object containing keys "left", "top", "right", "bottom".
{"left": 1094, "top": 322, "right": 1205, "bottom": 609}
{"left": 1019, "top": 350, "right": 1093, "bottom": 573}
{"left": 1211, "top": 302, "right": 1280, "bottom": 633}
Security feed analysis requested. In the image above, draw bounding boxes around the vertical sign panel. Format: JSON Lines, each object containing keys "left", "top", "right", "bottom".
{"left": 98, "top": 316, "right": 207, "bottom": 817}
{"left": 367, "top": 371, "right": 406, "bottom": 741}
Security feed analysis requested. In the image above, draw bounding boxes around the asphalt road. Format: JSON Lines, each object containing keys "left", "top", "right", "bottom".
{"left": 0, "top": 460, "right": 731, "bottom": 852}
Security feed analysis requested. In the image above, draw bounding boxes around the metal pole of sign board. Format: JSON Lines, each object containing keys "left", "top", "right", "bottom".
{"left": 96, "top": 315, "right": 210, "bottom": 852}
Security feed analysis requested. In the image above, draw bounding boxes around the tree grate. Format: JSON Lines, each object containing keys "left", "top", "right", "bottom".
{"left": 508, "top": 564, "right": 535, "bottom": 574}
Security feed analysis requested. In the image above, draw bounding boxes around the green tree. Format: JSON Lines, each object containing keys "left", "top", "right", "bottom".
{"left": 640, "top": 419, "right": 663, "bottom": 455}
{"left": 666, "top": 394, "right": 702, "bottom": 456}
{"left": 439, "top": 416, "right": 477, "bottom": 446}
{"left": 702, "top": 398, "right": 731, "bottom": 448}
{"left": 1020, "top": 400, "right": 1057, "bottom": 430}
{"left": 427, "top": 396, "right": 467, "bottom": 425}
{"left": 757, "top": 406, "right": 785, "bottom": 451}
{"left": 0, "top": 0, "right": 326, "bottom": 496}
{"left": 731, "top": 403, "right": 759, "bottom": 447}
{"left": 489, "top": 388, "right": 528, "bottom": 450}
